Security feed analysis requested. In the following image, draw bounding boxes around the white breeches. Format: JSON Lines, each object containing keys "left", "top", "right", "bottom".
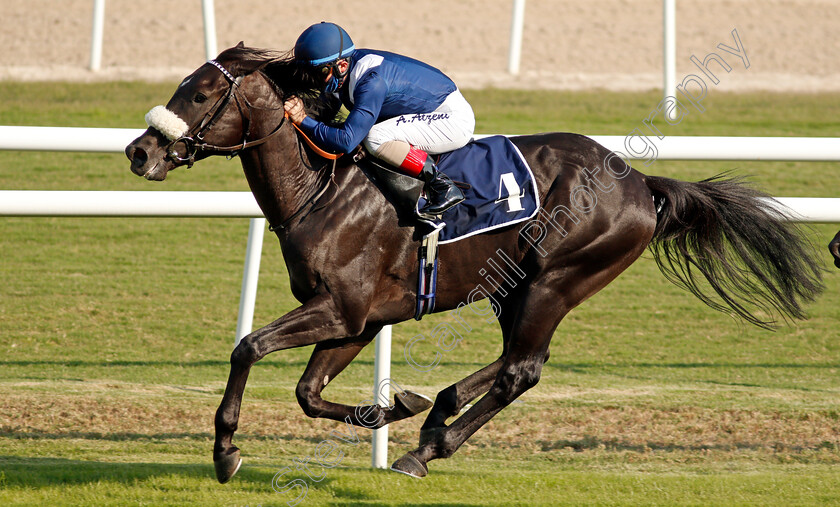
{"left": 363, "top": 89, "right": 475, "bottom": 155}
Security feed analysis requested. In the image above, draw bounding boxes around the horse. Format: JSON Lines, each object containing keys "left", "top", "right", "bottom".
{"left": 831, "top": 231, "right": 840, "bottom": 268}
{"left": 125, "top": 44, "right": 823, "bottom": 482}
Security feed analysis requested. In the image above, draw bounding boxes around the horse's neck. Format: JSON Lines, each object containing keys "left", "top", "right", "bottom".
{"left": 240, "top": 126, "right": 332, "bottom": 230}
{"left": 226, "top": 72, "right": 324, "bottom": 227}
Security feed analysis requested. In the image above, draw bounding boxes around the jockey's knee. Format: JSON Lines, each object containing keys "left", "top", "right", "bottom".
{"left": 363, "top": 131, "right": 391, "bottom": 156}
{"left": 369, "top": 139, "right": 412, "bottom": 167}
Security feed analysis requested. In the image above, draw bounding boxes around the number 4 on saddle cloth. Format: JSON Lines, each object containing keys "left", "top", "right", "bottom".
{"left": 357, "top": 135, "right": 540, "bottom": 320}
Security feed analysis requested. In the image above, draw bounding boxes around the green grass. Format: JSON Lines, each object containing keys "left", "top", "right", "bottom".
{"left": 1, "top": 82, "right": 839, "bottom": 505}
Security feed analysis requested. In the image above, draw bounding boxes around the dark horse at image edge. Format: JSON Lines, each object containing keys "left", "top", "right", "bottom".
{"left": 830, "top": 230, "right": 840, "bottom": 268}
{"left": 125, "top": 45, "right": 824, "bottom": 482}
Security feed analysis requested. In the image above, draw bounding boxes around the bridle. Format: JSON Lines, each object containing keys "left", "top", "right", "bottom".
{"left": 164, "top": 59, "right": 287, "bottom": 168}
{"left": 161, "top": 59, "right": 342, "bottom": 231}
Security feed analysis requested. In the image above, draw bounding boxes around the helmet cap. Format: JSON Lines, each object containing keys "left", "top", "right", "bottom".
{"left": 294, "top": 22, "right": 355, "bottom": 66}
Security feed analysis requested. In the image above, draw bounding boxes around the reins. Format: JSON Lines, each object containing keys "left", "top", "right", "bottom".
{"left": 198, "top": 114, "right": 287, "bottom": 155}
{"left": 266, "top": 112, "right": 343, "bottom": 231}
{"left": 268, "top": 162, "right": 336, "bottom": 231}
{"left": 286, "top": 112, "right": 343, "bottom": 161}
{"left": 272, "top": 114, "right": 343, "bottom": 231}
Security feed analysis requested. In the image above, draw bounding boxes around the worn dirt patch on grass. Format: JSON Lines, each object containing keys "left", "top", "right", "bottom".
{"left": 3, "top": 389, "right": 838, "bottom": 460}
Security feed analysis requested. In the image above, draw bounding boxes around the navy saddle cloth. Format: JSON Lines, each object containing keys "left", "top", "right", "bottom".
{"left": 419, "top": 135, "right": 540, "bottom": 244}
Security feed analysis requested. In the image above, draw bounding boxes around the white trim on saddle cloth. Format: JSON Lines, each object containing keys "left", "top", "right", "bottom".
{"left": 144, "top": 105, "right": 189, "bottom": 141}
{"left": 418, "top": 136, "right": 540, "bottom": 245}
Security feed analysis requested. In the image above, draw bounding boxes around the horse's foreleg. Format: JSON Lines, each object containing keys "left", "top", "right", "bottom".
{"left": 295, "top": 329, "right": 433, "bottom": 429}
{"left": 213, "top": 293, "right": 358, "bottom": 483}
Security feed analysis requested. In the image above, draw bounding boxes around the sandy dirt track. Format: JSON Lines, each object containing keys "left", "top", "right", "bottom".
{"left": 2, "top": 0, "right": 839, "bottom": 91}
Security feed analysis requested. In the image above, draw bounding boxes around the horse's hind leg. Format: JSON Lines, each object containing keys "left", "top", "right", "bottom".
{"left": 392, "top": 283, "right": 563, "bottom": 478}
{"left": 295, "top": 328, "right": 433, "bottom": 428}
{"left": 419, "top": 305, "right": 550, "bottom": 446}
{"left": 419, "top": 357, "right": 504, "bottom": 445}
{"left": 419, "top": 352, "right": 551, "bottom": 446}
{"left": 392, "top": 239, "right": 649, "bottom": 477}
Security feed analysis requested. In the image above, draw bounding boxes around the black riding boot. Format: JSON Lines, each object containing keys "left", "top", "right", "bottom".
{"left": 417, "top": 158, "right": 465, "bottom": 217}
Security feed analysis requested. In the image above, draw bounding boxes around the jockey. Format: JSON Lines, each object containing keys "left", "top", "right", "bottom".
{"left": 283, "top": 22, "right": 475, "bottom": 217}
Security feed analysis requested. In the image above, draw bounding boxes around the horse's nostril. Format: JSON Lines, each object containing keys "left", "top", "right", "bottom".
{"left": 130, "top": 147, "right": 147, "bottom": 165}
{"left": 128, "top": 146, "right": 149, "bottom": 175}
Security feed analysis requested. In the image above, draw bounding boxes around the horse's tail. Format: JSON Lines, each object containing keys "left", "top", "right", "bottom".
{"left": 645, "top": 174, "right": 823, "bottom": 329}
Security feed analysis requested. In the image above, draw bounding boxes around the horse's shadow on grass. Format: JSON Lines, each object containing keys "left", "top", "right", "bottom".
{"left": 0, "top": 454, "right": 271, "bottom": 487}
{"left": 0, "top": 456, "right": 480, "bottom": 505}
{"left": 535, "top": 437, "right": 839, "bottom": 453}
{"left": 0, "top": 455, "right": 352, "bottom": 496}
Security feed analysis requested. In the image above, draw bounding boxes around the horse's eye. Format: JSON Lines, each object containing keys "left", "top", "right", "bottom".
{"left": 194, "top": 93, "right": 207, "bottom": 104}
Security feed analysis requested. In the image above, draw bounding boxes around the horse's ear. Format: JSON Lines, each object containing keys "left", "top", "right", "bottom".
{"left": 236, "top": 41, "right": 245, "bottom": 48}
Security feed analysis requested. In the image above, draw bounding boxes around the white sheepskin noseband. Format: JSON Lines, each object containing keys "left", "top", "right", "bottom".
{"left": 144, "top": 105, "right": 189, "bottom": 141}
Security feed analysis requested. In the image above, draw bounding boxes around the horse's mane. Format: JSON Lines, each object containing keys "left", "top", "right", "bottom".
{"left": 216, "top": 43, "right": 339, "bottom": 123}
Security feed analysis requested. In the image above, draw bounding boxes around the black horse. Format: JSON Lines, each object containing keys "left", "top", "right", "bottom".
{"left": 830, "top": 231, "right": 840, "bottom": 268}
{"left": 125, "top": 45, "right": 823, "bottom": 481}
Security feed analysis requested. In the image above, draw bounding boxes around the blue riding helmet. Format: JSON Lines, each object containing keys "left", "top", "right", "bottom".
{"left": 294, "top": 22, "right": 355, "bottom": 66}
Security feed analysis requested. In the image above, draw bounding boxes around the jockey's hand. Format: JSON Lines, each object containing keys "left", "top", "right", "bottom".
{"left": 284, "top": 97, "right": 306, "bottom": 125}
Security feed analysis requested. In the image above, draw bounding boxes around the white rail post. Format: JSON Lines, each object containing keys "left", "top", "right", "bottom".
{"left": 234, "top": 218, "right": 266, "bottom": 347}
{"left": 663, "top": 0, "right": 677, "bottom": 120}
{"left": 371, "top": 325, "right": 392, "bottom": 468}
{"left": 201, "top": 0, "right": 218, "bottom": 60}
{"left": 507, "top": 0, "right": 526, "bottom": 75}
{"left": 89, "top": 0, "right": 106, "bottom": 71}
{"left": 89, "top": 1, "right": 217, "bottom": 71}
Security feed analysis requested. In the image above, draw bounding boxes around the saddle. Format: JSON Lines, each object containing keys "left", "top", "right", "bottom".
{"left": 354, "top": 150, "right": 427, "bottom": 225}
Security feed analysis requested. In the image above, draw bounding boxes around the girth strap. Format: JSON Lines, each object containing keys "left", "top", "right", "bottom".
{"left": 415, "top": 225, "right": 443, "bottom": 320}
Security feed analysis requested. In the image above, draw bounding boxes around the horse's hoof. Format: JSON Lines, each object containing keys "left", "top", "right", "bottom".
{"left": 390, "top": 452, "right": 428, "bottom": 478}
{"left": 418, "top": 426, "right": 443, "bottom": 447}
{"left": 214, "top": 448, "right": 242, "bottom": 484}
{"left": 395, "top": 390, "right": 433, "bottom": 416}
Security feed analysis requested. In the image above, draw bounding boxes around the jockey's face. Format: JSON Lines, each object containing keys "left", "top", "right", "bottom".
{"left": 320, "top": 59, "right": 350, "bottom": 87}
